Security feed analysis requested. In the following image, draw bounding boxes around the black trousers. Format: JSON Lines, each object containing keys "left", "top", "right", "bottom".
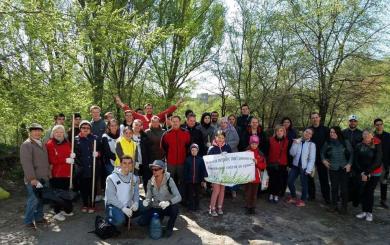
{"left": 280, "top": 166, "right": 288, "bottom": 197}
{"left": 348, "top": 172, "right": 361, "bottom": 207}
{"left": 308, "top": 160, "right": 330, "bottom": 202}
{"left": 139, "top": 204, "right": 179, "bottom": 232}
{"left": 49, "top": 178, "right": 73, "bottom": 214}
{"left": 361, "top": 176, "right": 380, "bottom": 213}
{"left": 185, "top": 183, "right": 201, "bottom": 210}
{"left": 80, "top": 177, "right": 95, "bottom": 207}
{"left": 329, "top": 169, "right": 348, "bottom": 209}
{"left": 380, "top": 167, "right": 389, "bottom": 201}
{"left": 268, "top": 166, "right": 285, "bottom": 196}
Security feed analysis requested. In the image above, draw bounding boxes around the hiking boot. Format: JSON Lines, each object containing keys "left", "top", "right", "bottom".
{"left": 209, "top": 209, "right": 218, "bottom": 217}
{"left": 365, "top": 212, "right": 373, "bottom": 222}
{"left": 53, "top": 213, "right": 66, "bottom": 221}
{"left": 356, "top": 212, "right": 367, "bottom": 219}
{"left": 380, "top": 200, "right": 389, "bottom": 209}
{"left": 296, "top": 200, "right": 306, "bottom": 207}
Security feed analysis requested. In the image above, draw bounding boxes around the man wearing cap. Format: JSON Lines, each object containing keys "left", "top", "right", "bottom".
{"left": 105, "top": 155, "right": 140, "bottom": 228}
{"left": 342, "top": 115, "right": 363, "bottom": 149}
{"left": 139, "top": 160, "right": 182, "bottom": 237}
{"left": 20, "top": 123, "right": 51, "bottom": 229}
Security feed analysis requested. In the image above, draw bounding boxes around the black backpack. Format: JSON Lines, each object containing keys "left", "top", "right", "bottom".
{"left": 90, "top": 215, "right": 120, "bottom": 240}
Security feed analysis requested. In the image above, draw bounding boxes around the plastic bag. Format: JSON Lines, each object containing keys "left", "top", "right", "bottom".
{"left": 0, "top": 187, "right": 10, "bottom": 200}
{"left": 261, "top": 170, "right": 269, "bottom": 191}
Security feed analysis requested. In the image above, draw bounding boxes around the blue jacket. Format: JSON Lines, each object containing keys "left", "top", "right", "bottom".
{"left": 75, "top": 134, "right": 100, "bottom": 178}
{"left": 207, "top": 144, "right": 232, "bottom": 155}
{"left": 184, "top": 155, "right": 208, "bottom": 184}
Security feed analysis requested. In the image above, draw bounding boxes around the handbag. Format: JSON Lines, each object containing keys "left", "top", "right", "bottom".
{"left": 261, "top": 170, "right": 269, "bottom": 191}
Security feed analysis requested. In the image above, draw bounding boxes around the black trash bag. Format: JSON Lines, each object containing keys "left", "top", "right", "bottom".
{"left": 89, "top": 215, "right": 120, "bottom": 240}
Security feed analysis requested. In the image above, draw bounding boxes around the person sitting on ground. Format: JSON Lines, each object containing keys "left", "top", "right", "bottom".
{"left": 139, "top": 160, "right": 182, "bottom": 238}
{"left": 105, "top": 155, "right": 139, "bottom": 228}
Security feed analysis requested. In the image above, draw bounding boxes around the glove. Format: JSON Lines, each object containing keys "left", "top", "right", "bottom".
{"left": 130, "top": 202, "right": 139, "bottom": 212}
{"left": 36, "top": 181, "right": 44, "bottom": 189}
{"left": 159, "top": 201, "right": 170, "bottom": 210}
{"left": 70, "top": 153, "right": 76, "bottom": 159}
{"left": 93, "top": 151, "right": 99, "bottom": 158}
{"left": 122, "top": 207, "right": 133, "bottom": 217}
{"left": 66, "top": 158, "right": 74, "bottom": 164}
{"left": 135, "top": 162, "right": 140, "bottom": 170}
{"left": 143, "top": 199, "right": 149, "bottom": 207}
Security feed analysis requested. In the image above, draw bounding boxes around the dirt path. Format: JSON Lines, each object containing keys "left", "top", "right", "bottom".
{"left": 1, "top": 179, "right": 389, "bottom": 245}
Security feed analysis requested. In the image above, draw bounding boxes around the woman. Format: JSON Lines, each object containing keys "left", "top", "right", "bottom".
{"left": 141, "top": 160, "right": 182, "bottom": 238}
{"left": 228, "top": 114, "right": 237, "bottom": 129}
{"left": 281, "top": 117, "right": 297, "bottom": 142}
{"left": 321, "top": 126, "right": 353, "bottom": 214}
{"left": 132, "top": 119, "right": 151, "bottom": 187}
{"left": 218, "top": 117, "right": 240, "bottom": 197}
{"left": 46, "top": 125, "right": 74, "bottom": 221}
{"left": 354, "top": 129, "right": 382, "bottom": 221}
{"left": 120, "top": 110, "right": 133, "bottom": 135}
{"left": 197, "top": 112, "right": 215, "bottom": 156}
{"left": 287, "top": 128, "right": 316, "bottom": 207}
{"left": 267, "top": 125, "right": 289, "bottom": 203}
{"left": 115, "top": 126, "right": 137, "bottom": 167}
{"left": 102, "top": 119, "right": 120, "bottom": 175}
{"left": 208, "top": 131, "right": 232, "bottom": 216}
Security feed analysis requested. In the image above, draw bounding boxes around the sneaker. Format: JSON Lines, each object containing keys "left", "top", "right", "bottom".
{"left": 380, "top": 200, "right": 389, "bottom": 209}
{"left": 88, "top": 208, "right": 96, "bottom": 214}
{"left": 53, "top": 213, "right": 66, "bottom": 221}
{"left": 95, "top": 195, "right": 103, "bottom": 202}
{"left": 60, "top": 211, "right": 74, "bottom": 216}
{"left": 25, "top": 223, "right": 37, "bottom": 230}
{"left": 269, "top": 194, "right": 274, "bottom": 202}
{"left": 35, "top": 218, "right": 50, "bottom": 225}
{"left": 286, "top": 197, "right": 296, "bottom": 204}
{"left": 296, "top": 200, "right": 306, "bottom": 207}
{"left": 81, "top": 207, "right": 88, "bottom": 213}
{"left": 231, "top": 191, "right": 237, "bottom": 198}
{"left": 366, "top": 213, "right": 373, "bottom": 222}
{"left": 273, "top": 196, "right": 279, "bottom": 203}
{"left": 217, "top": 208, "right": 224, "bottom": 215}
{"left": 356, "top": 212, "right": 367, "bottom": 219}
{"left": 209, "top": 209, "right": 218, "bottom": 217}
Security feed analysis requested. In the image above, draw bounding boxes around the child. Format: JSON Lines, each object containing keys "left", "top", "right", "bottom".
{"left": 207, "top": 130, "right": 232, "bottom": 216}
{"left": 245, "top": 135, "right": 267, "bottom": 214}
{"left": 184, "top": 144, "right": 208, "bottom": 211}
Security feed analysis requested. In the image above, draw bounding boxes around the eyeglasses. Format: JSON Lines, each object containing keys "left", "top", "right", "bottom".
{"left": 152, "top": 168, "right": 162, "bottom": 172}
{"left": 80, "top": 127, "right": 90, "bottom": 130}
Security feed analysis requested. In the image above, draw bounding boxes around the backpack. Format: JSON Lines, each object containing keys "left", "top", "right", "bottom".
{"left": 90, "top": 215, "right": 120, "bottom": 240}
{"left": 151, "top": 176, "right": 173, "bottom": 195}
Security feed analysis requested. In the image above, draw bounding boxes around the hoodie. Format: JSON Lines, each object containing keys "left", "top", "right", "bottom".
{"left": 105, "top": 168, "right": 139, "bottom": 209}
{"left": 145, "top": 172, "right": 182, "bottom": 208}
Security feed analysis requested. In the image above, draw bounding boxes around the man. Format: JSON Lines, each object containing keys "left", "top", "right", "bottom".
{"left": 236, "top": 104, "right": 253, "bottom": 135}
{"left": 104, "top": 112, "right": 114, "bottom": 124}
{"left": 308, "top": 112, "right": 330, "bottom": 204}
{"left": 114, "top": 96, "right": 184, "bottom": 130}
{"left": 161, "top": 116, "right": 191, "bottom": 193}
{"left": 20, "top": 123, "right": 52, "bottom": 229}
{"left": 67, "top": 112, "right": 81, "bottom": 140}
{"left": 238, "top": 117, "right": 267, "bottom": 153}
{"left": 342, "top": 115, "right": 363, "bottom": 149}
{"left": 105, "top": 155, "right": 139, "bottom": 228}
{"left": 181, "top": 113, "right": 204, "bottom": 156}
{"left": 210, "top": 111, "right": 219, "bottom": 129}
{"left": 374, "top": 118, "right": 390, "bottom": 209}
{"left": 43, "top": 113, "right": 66, "bottom": 143}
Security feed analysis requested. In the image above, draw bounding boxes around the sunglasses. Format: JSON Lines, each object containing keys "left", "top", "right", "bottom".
{"left": 152, "top": 168, "right": 162, "bottom": 172}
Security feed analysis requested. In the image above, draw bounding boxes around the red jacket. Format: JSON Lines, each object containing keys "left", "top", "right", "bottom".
{"left": 268, "top": 136, "right": 289, "bottom": 166}
{"left": 46, "top": 139, "right": 72, "bottom": 178}
{"left": 248, "top": 148, "right": 267, "bottom": 183}
{"left": 161, "top": 128, "right": 191, "bottom": 166}
{"left": 122, "top": 104, "right": 177, "bottom": 130}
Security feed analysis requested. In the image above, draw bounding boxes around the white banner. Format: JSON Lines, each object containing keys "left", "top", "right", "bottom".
{"left": 203, "top": 151, "right": 255, "bottom": 186}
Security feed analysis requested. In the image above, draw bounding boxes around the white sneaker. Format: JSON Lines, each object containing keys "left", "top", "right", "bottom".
{"left": 356, "top": 212, "right": 367, "bottom": 219}
{"left": 366, "top": 213, "right": 373, "bottom": 222}
{"left": 53, "top": 213, "right": 66, "bottom": 221}
{"left": 60, "top": 211, "right": 74, "bottom": 216}
{"left": 95, "top": 195, "right": 103, "bottom": 202}
{"left": 269, "top": 194, "right": 274, "bottom": 202}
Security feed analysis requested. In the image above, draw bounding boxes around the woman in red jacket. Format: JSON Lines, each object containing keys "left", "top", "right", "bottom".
{"left": 46, "top": 125, "right": 74, "bottom": 221}
{"left": 245, "top": 135, "right": 266, "bottom": 214}
{"left": 267, "top": 125, "right": 289, "bottom": 203}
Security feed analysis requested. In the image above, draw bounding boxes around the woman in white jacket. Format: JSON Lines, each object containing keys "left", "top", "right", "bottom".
{"left": 287, "top": 128, "right": 316, "bottom": 207}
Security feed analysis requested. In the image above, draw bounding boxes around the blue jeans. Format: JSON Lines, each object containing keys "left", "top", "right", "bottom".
{"left": 105, "top": 201, "right": 143, "bottom": 228}
{"left": 288, "top": 166, "right": 308, "bottom": 201}
{"left": 24, "top": 184, "right": 44, "bottom": 224}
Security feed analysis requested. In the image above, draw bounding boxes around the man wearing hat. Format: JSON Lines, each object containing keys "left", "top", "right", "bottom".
{"left": 20, "top": 123, "right": 51, "bottom": 229}
{"left": 342, "top": 115, "right": 363, "bottom": 149}
{"left": 139, "top": 160, "right": 182, "bottom": 237}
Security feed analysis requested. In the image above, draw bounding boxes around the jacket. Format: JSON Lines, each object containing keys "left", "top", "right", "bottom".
{"left": 20, "top": 138, "right": 51, "bottom": 184}
{"left": 105, "top": 168, "right": 139, "bottom": 209}
{"left": 342, "top": 128, "right": 363, "bottom": 149}
{"left": 74, "top": 134, "right": 100, "bottom": 178}
{"left": 309, "top": 125, "right": 329, "bottom": 163}
{"left": 161, "top": 128, "right": 191, "bottom": 165}
{"left": 375, "top": 131, "right": 390, "bottom": 170}
{"left": 115, "top": 136, "right": 137, "bottom": 166}
{"left": 238, "top": 126, "right": 267, "bottom": 153}
{"left": 196, "top": 123, "right": 215, "bottom": 156}
{"left": 321, "top": 139, "right": 353, "bottom": 171}
{"left": 184, "top": 155, "right": 208, "bottom": 184}
{"left": 207, "top": 143, "right": 232, "bottom": 155}
{"left": 145, "top": 172, "right": 182, "bottom": 208}
{"left": 354, "top": 139, "right": 382, "bottom": 176}
{"left": 46, "top": 139, "right": 72, "bottom": 178}
{"left": 145, "top": 127, "right": 165, "bottom": 162}
{"left": 91, "top": 118, "right": 106, "bottom": 139}
{"left": 267, "top": 136, "right": 289, "bottom": 166}
{"left": 289, "top": 138, "right": 316, "bottom": 174}
{"left": 248, "top": 148, "right": 266, "bottom": 183}
{"left": 182, "top": 124, "right": 204, "bottom": 156}
{"left": 216, "top": 126, "right": 240, "bottom": 152}
{"left": 102, "top": 132, "right": 119, "bottom": 167}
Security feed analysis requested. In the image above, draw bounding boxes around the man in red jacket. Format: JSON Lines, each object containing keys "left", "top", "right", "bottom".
{"left": 161, "top": 116, "right": 191, "bottom": 193}
{"left": 114, "top": 96, "right": 184, "bottom": 130}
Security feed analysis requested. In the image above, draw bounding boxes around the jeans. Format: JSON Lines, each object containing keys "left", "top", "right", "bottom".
{"left": 24, "top": 184, "right": 44, "bottom": 224}
{"left": 287, "top": 166, "right": 308, "bottom": 201}
{"left": 106, "top": 202, "right": 142, "bottom": 228}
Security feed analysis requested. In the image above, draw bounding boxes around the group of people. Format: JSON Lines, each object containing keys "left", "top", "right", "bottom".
{"left": 20, "top": 97, "right": 389, "bottom": 237}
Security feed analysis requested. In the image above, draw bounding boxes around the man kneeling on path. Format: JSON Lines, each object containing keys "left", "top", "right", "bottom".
{"left": 105, "top": 155, "right": 139, "bottom": 228}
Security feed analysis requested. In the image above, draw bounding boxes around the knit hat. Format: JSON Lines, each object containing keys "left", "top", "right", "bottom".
{"left": 79, "top": 120, "right": 92, "bottom": 128}
{"left": 28, "top": 123, "right": 44, "bottom": 131}
{"left": 249, "top": 135, "right": 259, "bottom": 144}
{"left": 190, "top": 143, "right": 199, "bottom": 150}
